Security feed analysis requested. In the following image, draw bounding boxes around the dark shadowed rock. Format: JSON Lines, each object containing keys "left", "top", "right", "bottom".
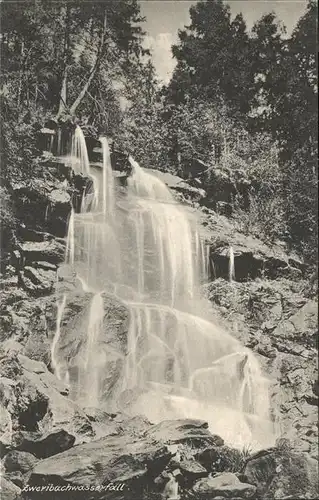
{"left": 4, "top": 470, "right": 25, "bottom": 489}
{"left": 144, "top": 419, "right": 224, "bottom": 449}
{"left": 12, "top": 429, "right": 75, "bottom": 459}
{"left": 3, "top": 450, "right": 38, "bottom": 474}
{"left": 192, "top": 472, "right": 256, "bottom": 499}
{"left": 244, "top": 448, "right": 319, "bottom": 499}
{"left": 26, "top": 433, "right": 172, "bottom": 499}
{"left": 197, "top": 446, "right": 247, "bottom": 473}
{"left": 18, "top": 240, "right": 65, "bottom": 266}
{"left": 19, "top": 266, "right": 56, "bottom": 295}
{"left": 178, "top": 459, "right": 207, "bottom": 480}
{"left": 0, "top": 352, "right": 101, "bottom": 454}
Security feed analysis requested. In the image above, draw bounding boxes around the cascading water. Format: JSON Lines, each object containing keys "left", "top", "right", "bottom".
{"left": 71, "top": 125, "right": 91, "bottom": 176}
{"left": 229, "top": 246, "right": 236, "bottom": 282}
{"left": 53, "top": 127, "right": 276, "bottom": 449}
{"left": 100, "top": 137, "right": 115, "bottom": 217}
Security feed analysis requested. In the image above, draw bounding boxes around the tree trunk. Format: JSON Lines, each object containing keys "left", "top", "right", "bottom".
{"left": 57, "top": 5, "right": 70, "bottom": 118}
{"left": 69, "top": 11, "right": 108, "bottom": 116}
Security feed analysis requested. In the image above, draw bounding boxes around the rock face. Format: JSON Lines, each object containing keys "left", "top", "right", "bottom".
{"left": 196, "top": 445, "right": 247, "bottom": 473}
{"left": 200, "top": 210, "right": 305, "bottom": 282}
{"left": 207, "top": 278, "right": 318, "bottom": 458}
{"left": 144, "top": 419, "right": 224, "bottom": 449}
{"left": 244, "top": 448, "right": 319, "bottom": 499}
{"left": 0, "top": 350, "right": 106, "bottom": 456}
{"left": 48, "top": 289, "right": 130, "bottom": 405}
{"left": 148, "top": 169, "right": 207, "bottom": 202}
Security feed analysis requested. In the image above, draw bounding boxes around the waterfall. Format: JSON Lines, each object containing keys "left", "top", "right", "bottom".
{"left": 100, "top": 137, "right": 115, "bottom": 217}
{"left": 52, "top": 127, "right": 276, "bottom": 450}
{"left": 81, "top": 292, "right": 105, "bottom": 407}
{"left": 229, "top": 246, "right": 235, "bottom": 282}
{"left": 71, "top": 126, "right": 90, "bottom": 176}
{"left": 51, "top": 294, "right": 67, "bottom": 381}
{"left": 65, "top": 208, "right": 75, "bottom": 265}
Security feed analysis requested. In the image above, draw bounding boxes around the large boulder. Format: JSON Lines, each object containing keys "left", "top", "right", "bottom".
{"left": 192, "top": 472, "right": 256, "bottom": 499}
{"left": 49, "top": 290, "right": 129, "bottom": 405}
{"left": 11, "top": 429, "right": 75, "bottom": 459}
{"left": 3, "top": 450, "right": 38, "bottom": 474}
{"left": 197, "top": 445, "right": 248, "bottom": 474}
{"left": 17, "top": 239, "right": 65, "bottom": 266}
{"left": 0, "top": 351, "right": 105, "bottom": 457}
{"left": 244, "top": 448, "right": 319, "bottom": 499}
{"left": 11, "top": 182, "right": 68, "bottom": 238}
{"left": 19, "top": 266, "right": 56, "bottom": 296}
{"left": 26, "top": 433, "right": 173, "bottom": 499}
{"left": 143, "top": 419, "right": 224, "bottom": 449}
{"left": 148, "top": 169, "right": 207, "bottom": 203}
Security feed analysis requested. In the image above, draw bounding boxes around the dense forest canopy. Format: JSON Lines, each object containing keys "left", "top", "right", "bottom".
{"left": 0, "top": 0, "right": 317, "bottom": 266}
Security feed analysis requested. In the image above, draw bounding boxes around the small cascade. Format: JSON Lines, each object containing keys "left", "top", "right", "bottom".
{"left": 229, "top": 246, "right": 236, "bottom": 282}
{"left": 51, "top": 294, "right": 67, "bottom": 381}
{"left": 126, "top": 158, "right": 206, "bottom": 308}
{"left": 71, "top": 126, "right": 91, "bottom": 176}
{"left": 51, "top": 127, "right": 276, "bottom": 451}
{"left": 120, "top": 302, "right": 271, "bottom": 448}
{"left": 80, "top": 292, "right": 105, "bottom": 407}
{"left": 100, "top": 137, "right": 115, "bottom": 217}
{"left": 163, "top": 474, "right": 180, "bottom": 500}
{"left": 65, "top": 208, "right": 75, "bottom": 265}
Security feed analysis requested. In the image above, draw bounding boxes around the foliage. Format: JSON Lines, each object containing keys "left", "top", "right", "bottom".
{"left": 158, "top": 0, "right": 317, "bottom": 264}
{"left": 0, "top": 0, "right": 317, "bottom": 267}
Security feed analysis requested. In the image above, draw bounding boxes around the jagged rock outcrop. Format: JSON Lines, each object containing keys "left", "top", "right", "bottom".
{"left": 199, "top": 209, "right": 305, "bottom": 282}
{"left": 244, "top": 447, "right": 319, "bottom": 499}
{"left": 196, "top": 445, "right": 247, "bottom": 474}
{"left": 206, "top": 278, "right": 318, "bottom": 458}
{"left": 144, "top": 419, "right": 224, "bottom": 449}
{"left": 0, "top": 349, "right": 110, "bottom": 457}
{"left": 148, "top": 169, "right": 207, "bottom": 202}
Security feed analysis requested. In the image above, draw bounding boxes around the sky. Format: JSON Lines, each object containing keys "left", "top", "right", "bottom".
{"left": 140, "top": 0, "right": 309, "bottom": 83}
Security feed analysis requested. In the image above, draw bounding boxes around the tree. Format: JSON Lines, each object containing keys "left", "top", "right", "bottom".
{"left": 169, "top": 0, "right": 255, "bottom": 119}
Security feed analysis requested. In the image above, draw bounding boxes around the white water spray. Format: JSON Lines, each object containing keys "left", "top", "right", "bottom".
{"left": 51, "top": 294, "right": 67, "bottom": 381}
{"left": 100, "top": 137, "right": 115, "bottom": 217}
{"left": 52, "top": 128, "right": 276, "bottom": 450}
{"left": 229, "top": 246, "right": 236, "bottom": 282}
{"left": 65, "top": 208, "right": 75, "bottom": 265}
{"left": 71, "top": 126, "right": 90, "bottom": 176}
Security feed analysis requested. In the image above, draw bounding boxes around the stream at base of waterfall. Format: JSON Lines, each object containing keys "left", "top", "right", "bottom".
{"left": 52, "top": 126, "right": 277, "bottom": 450}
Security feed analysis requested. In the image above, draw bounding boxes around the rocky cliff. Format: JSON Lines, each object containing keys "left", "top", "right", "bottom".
{"left": 0, "top": 152, "right": 317, "bottom": 500}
